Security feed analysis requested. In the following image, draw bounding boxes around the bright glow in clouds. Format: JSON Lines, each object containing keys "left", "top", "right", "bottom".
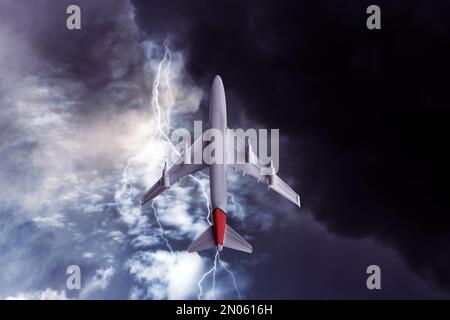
{"left": 126, "top": 250, "right": 204, "bottom": 299}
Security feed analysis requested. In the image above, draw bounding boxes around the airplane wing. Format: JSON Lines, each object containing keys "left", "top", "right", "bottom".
{"left": 141, "top": 136, "right": 208, "bottom": 206}
{"left": 226, "top": 129, "right": 301, "bottom": 207}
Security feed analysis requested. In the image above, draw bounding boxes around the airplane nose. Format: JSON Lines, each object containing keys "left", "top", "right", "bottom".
{"left": 213, "top": 75, "right": 223, "bottom": 88}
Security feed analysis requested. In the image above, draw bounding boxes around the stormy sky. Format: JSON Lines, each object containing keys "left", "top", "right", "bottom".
{"left": 0, "top": 0, "right": 449, "bottom": 299}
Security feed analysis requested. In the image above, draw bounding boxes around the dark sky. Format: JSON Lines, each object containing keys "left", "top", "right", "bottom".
{"left": 0, "top": 0, "right": 449, "bottom": 300}
{"left": 130, "top": 0, "right": 450, "bottom": 297}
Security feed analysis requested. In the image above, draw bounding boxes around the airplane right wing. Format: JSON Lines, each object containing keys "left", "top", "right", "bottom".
{"left": 141, "top": 136, "right": 208, "bottom": 206}
{"left": 226, "top": 129, "right": 301, "bottom": 207}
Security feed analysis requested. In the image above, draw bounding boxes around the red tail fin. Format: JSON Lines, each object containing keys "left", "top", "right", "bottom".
{"left": 212, "top": 208, "right": 227, "bottom": 245}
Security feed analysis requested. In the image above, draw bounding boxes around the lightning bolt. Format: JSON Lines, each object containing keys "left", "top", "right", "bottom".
{"left": 218, "top": 254, "right": 242, "bottom": 300}
{"left": 120, "top": 40, "right": 243, "bottom": 300}
{"left": 122, "top": 157, "right": 136, "bottom": 198}
{"left": 191, "top": 173, "right": 212, "bottom": 224}
{"left": 197, "top": 249, "right": 242, "bottom": 300}
{"left": 228, "top": 192, "right": 244, "bottom": 220}
{"left": 115, "top": 40, "right": 176, "bottom": 256}
{"left": 197, "top": 250, "right": 219, "bottom": 300}
{"left": 151, "top": 199, "right": 173, "bottom": 253}
{"left": 195, "top": 172, "right": 242, "bottom": 300}
{"left": 145, "top": 40, "right": 178, "bottom": 253}
{"left": 152, "top": 40, "right": 175, "bottom": 145}
{"left": 151, "top": 41, "right": 211, "bottom": 232}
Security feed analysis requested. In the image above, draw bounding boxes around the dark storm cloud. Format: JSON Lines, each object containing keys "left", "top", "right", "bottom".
{"left": 131, "top": 0, "right": 450, "bottom": 292}
{"left": 1, "top": 0, "right": 150, "bottom": 115}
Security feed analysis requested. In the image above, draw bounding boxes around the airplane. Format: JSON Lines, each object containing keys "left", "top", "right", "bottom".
{"left": 141, "top": 75, "right": 301, "bottom": 253}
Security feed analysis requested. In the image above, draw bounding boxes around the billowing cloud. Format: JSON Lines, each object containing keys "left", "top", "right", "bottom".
{"left": 126, "top": 250, "right": 204, "bottom": 299}
{"left": 6, "top": 289, "right": 68, "bottom": 300}
{"left": 80, "top": 267, "right": 115, "bottom": 299}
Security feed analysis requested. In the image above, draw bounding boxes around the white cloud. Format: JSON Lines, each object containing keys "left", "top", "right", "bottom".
{"left": 32, "top": 215, "right": 65, "bottom": 228}
{"left": 80, "top": 267, "right": 115, "bottom": 299}
{"left": 5, "top": 266, "right": 115, "bottom": 300}
{"left": 125, "top": 250, "right": 205, "bottom": 299}
{"left": 82, "top": 252, "right": 95, "bottom": 259}
{"left": 5, "top": 289, "right": 68, "bottom": 300}
{"left": 156, "top": 184, "right": 210, "bottom": 238}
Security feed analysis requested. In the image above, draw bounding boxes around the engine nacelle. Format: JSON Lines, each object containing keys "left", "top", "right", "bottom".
{"left": 266, "top": 160, "right": 276, "bottom": 187}
{"left": 269, "top": 174, "right": 276, "bottom": 186}
{"left": 183, "top": 140, "right": 191, "bottom": 164}
{"left": 162, "top": 162, "right": 170, "bottom": 188}
{"left": 245, "top": 142, "right": 257, "bottom": 164}
{"left": 267, "top": 160, "right": 276, "bottom": 175}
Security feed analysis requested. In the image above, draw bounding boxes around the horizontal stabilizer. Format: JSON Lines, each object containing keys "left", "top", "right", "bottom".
{"left": 188, "top": 225, "right": 253, "bottom": 253}
{"left": 224, "top": 225, "right": 253, "bottom": 253}
{"left": 188, "top": 226, "right": 215, "bottom": 252}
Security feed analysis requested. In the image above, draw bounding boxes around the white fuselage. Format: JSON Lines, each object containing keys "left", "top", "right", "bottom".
{"left": 209, "top": 75, "right": 228, "bottom": 212}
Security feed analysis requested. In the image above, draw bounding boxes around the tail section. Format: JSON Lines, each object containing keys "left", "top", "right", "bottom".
{"left": 223, "top": 224, "right": 253, "bottom": 253}
{"left": 188, "top": 224, "right": 253, "bottom": 254}
{"left": 188, "top": 226, "right": 215, "bottom": 252}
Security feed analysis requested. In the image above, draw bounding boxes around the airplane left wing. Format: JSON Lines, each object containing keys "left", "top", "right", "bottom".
{"left": 141, "top": 137, "right": 208, "bottom": 206}
{"left": 226, "top": 129, "right": 301, "bottom": 207}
